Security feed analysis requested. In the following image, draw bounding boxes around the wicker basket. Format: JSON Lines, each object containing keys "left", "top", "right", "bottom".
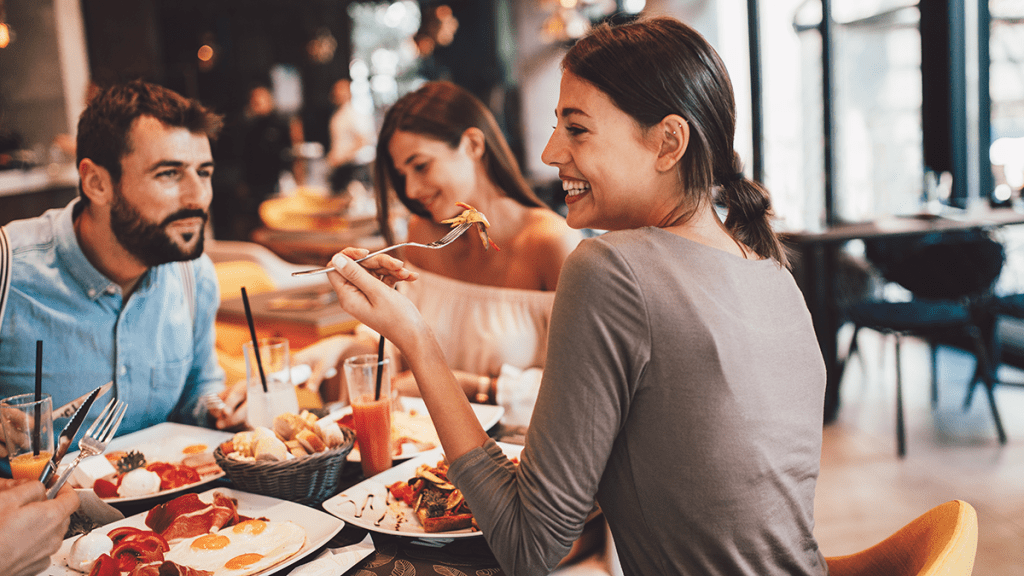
{"left": 213, "top": 427, "right": 355, "bottom": 505}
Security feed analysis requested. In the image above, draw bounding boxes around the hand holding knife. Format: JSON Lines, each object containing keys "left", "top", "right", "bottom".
{"left": 37, "top": 383, "right": 109, "bottom": 487}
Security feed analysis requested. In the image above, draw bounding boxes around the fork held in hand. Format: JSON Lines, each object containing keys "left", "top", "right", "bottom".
{"left": 46, "top": 399, "right": 127, "bottom": 499}
{"left": 291, "top": 222, "right": 474, "bottom": 277}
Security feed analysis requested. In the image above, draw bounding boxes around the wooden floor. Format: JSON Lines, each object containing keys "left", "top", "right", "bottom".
{"left": 816, "top": 327, "right": 1024, "bottom": 573}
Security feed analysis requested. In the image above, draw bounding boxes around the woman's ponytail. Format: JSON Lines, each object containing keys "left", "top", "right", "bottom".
{"left": 720, "top": 153, "right": 789, "bottom": 268}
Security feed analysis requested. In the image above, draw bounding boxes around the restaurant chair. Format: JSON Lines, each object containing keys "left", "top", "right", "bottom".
{"left": 843, "top": 230, "right": 1007, "bottom": 457}
{"left": 824, "top": 499, "right": 978, "bottom": 576}
{"left": 205, "top": 239, "right": 321, "bottom": 291}
{"left": 960, "top": 293, "right": 1024, "bottom": 405}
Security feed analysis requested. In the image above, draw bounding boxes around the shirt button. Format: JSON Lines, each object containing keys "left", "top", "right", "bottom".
{"left": 106, "top": 287, "right": 116, "bottom": 294}
{"left": 88, "top": 289, "right": 96, "bottom": 297}
{"left": 119, "top": 366, "right": 127, "bottom": 376}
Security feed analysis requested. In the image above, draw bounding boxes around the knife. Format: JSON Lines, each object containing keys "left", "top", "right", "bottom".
{"left": 51, "top": 381, "right": 112, "bottom": 421}
{"left": 38, "top": 384, "right": 106, "bottom": 486}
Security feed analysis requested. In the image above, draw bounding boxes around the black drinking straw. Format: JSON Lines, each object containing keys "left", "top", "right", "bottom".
{"left": 241, "top": 287, "right": 269, "bottom": 393}
{"left": 374, "top": 334, "right": 385, "bottom": 401}
{"left": 34, "top": 340, "right": 42, "bottom": 456}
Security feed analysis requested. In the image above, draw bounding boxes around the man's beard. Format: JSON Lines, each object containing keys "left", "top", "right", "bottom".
{"left": 110, "top": 186, "right": 208, "bottom": 267}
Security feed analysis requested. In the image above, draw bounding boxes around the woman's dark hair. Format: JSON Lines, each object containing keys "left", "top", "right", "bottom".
{"left": 374, "top": 81, "right": 545, "bottom": 245}
{"left": 564, "top": 17, "right": 788, "bottom": 267}
{"left": 76, "top": 79, "right": 224, "bottom": 206}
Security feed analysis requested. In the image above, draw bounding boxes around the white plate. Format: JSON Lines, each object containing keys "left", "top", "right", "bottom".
{"left": 43, "top": 487, "right": 344, "bottom": 576}
{"left": 321, "top": 442, "right": 523, "bottom": 540}
{"left": 327, "top": 397, "right": 504, "bottom": 463}
{"left": 65, "top": 422, "right": 234, "bottom": 503}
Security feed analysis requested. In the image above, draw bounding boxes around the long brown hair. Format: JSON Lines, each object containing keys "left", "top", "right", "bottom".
{"left": 564, "top": 17, "right": 788, "bottom": 267}
{"left": 374, "top": 81, "right": 546, "bottom": 244}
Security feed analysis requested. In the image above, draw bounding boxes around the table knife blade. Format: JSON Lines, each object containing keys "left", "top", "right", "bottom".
{"left": 38, "top": 384, "right": 105, "bottom": 486}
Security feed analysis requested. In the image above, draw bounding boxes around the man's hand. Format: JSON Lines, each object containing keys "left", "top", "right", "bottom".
{"left": 207, "top": 380, "right": 248, "bottom": 431}
{"left": 0, "top": 479, "right": 80, "bottom": 576}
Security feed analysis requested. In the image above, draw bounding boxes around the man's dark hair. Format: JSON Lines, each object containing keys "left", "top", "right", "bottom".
{"left": 76, "top": 79, "right": 224, "bottom": 205}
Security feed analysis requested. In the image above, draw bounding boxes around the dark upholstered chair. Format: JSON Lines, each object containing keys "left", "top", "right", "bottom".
{"left": 844, "top": 230, "right": 1007, "bottom": 457}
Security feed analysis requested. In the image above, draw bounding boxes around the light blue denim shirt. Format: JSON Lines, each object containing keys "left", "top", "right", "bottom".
{"left": 0, "top": 199, "right": 224, "bottom": 436}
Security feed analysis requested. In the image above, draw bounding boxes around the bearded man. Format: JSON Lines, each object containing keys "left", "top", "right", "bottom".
{"left": 0, "top": 80, "right": 230, "bottom": 442}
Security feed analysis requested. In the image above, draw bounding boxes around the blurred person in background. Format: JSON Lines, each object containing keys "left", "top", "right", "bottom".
{"left": 236, "top": 84, "right": 294, "bottom": 239}
{"left": 327, "top": 78, "right": 374, "bottom": 197}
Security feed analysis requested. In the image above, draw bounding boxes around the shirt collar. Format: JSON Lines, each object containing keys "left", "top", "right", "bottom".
{"left": 55, "top": 198, "right": 130, "bottom": 301}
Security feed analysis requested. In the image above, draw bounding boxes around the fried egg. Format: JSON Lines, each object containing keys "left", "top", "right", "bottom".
{"left": 162, "top": 519, "right": 306, "bottom": 576}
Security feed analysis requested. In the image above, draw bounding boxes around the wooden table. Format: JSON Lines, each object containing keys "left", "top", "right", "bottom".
{"left": 781, "top": 208, "right": 1024, "bottom": 423}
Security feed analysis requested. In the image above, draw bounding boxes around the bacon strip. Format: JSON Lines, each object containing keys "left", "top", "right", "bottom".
{"left": 144, "top": 493, "right": 240, "bottom": 541}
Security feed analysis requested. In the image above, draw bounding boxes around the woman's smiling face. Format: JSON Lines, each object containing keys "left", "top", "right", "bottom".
{"left": 541, "top": 73, "right": 665, "bottom": 231}
{"left": 388, "top": 129, "right": 479, "bottom": 222}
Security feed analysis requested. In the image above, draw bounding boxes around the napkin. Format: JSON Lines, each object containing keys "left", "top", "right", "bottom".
{"left": 287, "top": 534, "right": 375, "bottom": 576}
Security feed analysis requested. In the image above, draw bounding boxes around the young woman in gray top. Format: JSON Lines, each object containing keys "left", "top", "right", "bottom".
{"left": 325, "top": 16, "right": 828, "bottom": 576}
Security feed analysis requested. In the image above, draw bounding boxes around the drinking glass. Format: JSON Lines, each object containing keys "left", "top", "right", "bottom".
{"left": 243, "top": 337, "right": 299, "bottom": 429}
{"left": 1, "top": 393, "right": 54, "bottom": 480}
{"left": 343, "top": 354, "right": 392, "bottom": 477}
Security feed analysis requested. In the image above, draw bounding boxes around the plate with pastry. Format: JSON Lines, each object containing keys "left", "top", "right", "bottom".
{"left": 321, "top": 442, "right": 522, "bottom": 539}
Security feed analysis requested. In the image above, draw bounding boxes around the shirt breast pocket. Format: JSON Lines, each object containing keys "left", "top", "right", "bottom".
{"left": 151, "top": 357, "right": 190, "bottom": 390}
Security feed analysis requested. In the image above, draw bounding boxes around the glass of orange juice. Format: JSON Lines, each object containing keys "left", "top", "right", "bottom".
{"left": 343, "top": 354, "right": 392, "bottom": 478}
{"left": 1, "top": 393, "right": 54, "bottom": 480}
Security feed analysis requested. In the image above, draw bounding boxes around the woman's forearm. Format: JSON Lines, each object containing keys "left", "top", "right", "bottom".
{"left": 402, "top": 330, "right": 489, "bottom": 461}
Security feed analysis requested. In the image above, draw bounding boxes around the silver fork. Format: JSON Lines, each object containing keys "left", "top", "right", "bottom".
{"left": 291, "top": 222, "right": 474, "bottom": 277}
{"left": 46, "top": 399, "right": 127, "bottom": 499}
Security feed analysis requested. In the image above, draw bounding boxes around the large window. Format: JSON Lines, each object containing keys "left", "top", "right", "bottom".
{"left": 990, "top": 0, "right": 1024, "bottom": 206}
{"left": 759, "top": 1, "right": 923, "bottom": 231}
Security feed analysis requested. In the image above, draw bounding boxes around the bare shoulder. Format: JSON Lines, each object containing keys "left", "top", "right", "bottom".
{"left": 518, "top": 208, "right": 582, "bottom": 290}
{"left": 521, "top": 208, "right": 583, "bottom": 255}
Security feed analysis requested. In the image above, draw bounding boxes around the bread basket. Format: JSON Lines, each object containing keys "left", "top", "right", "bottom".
{"left": 213, "top": 426, "right": 355, "bottom": 505}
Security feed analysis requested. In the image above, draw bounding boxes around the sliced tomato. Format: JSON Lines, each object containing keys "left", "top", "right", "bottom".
{"left": 387, "top": 481, "right": 425, "bottom": 506}
{"left": 87, "top": 554, "right": 120, "bottom": 576}
{"left": 107, "top": 526, "right": 144, "bottom": 545}
{"left": 93, "top": 478, "right": 120, "bottom": 499}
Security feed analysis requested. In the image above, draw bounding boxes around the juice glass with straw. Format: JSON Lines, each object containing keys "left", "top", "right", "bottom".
{"left": 1, "top": 393, "right": 54, "bottom": 480}
{"left": 343, "top": 354, "right": 392, "bottom": 477}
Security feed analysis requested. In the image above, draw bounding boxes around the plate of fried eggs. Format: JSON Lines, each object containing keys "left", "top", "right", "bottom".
{"left": 43, "top": 488, "right": 344, "bottom": 576}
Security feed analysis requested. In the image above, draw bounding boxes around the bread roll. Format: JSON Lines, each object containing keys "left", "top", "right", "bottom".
{"left": 295, "top": 428, "right": 327, "bottom": 453}
{"left": 254, "top": 432, "right": 289, "bottom": 462}
{"left": 300, "top": 410, "right": 318, "bottom": 427}
{"left": 273, "top": 413, "right": 308, "bottom": 441}
{"left": 284, "top": 440, "right": 309, "bottom": 458}
{"left": 232, "top": 430, "right": 258, "bottom": 458}
{"left": 315, "top": 419, "right": 345, "bottom": 449}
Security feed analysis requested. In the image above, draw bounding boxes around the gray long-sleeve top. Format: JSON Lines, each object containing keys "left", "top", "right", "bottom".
{"left": 449, "top": 228, "right": 828, "bottom": 576}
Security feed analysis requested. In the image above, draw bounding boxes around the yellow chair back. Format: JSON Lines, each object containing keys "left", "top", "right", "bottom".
{"left": 213, "top": 260, "right": 276, "bottom": 302}
{"left": 825, "top": 500, "right": 978, "bottom": 576}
